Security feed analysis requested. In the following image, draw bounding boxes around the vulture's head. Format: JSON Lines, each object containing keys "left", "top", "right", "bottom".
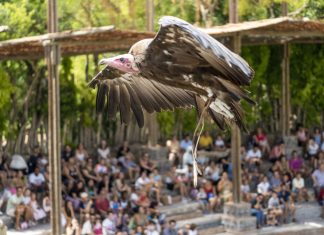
{"left": 99, "top": 54, "right": 139, "bottom": 74}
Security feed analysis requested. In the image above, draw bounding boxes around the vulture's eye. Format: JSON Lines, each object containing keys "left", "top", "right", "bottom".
{"left": 119, "top": 58, "right": 125, "bottom": 63}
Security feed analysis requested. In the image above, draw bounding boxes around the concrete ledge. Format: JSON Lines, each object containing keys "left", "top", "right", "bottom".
{"left": 223, "top": 202, "right": 251, "bottom": 217}
{"left": 176, "top": 213, "right": 223, "bottom": 234}
{"left": 215, "top": 221, "right": 324, "bottom": 235}
{"left": 159, "top": 201, "right": 200, "bottom": 216}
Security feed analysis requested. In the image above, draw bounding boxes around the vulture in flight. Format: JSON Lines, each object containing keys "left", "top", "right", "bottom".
{"left": 89, "top": 16, "right": 254, "bottom": 184}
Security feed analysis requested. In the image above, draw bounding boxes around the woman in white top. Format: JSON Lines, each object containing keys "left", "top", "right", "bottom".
{"left": 75, "top": 143, "right": 89, "bottom": 163}
{"left": 97, "top": 140, "right": 110, "bottom": 159}
{"left": 292, "top": 173, "right": 308, "bottom": 202}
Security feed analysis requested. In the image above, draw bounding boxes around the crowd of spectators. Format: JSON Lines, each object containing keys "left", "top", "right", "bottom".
{"left": 0, "top": 125, "right": 324, "bottom": 233}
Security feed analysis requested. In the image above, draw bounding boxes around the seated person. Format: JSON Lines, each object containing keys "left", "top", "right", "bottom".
{"left": 95, "top": 188, "right": 110, "bottom": 216}
{"left": 28, "top": 167, "right": 46, "bottom": 194}
{"left": 196, "top": 187, "right": 208, "bottom": 212}
{"left": 246, "top": 145, "right": 262, "bottom": 166}
{"left": 241, "top": 178, "right": 251, "bottom": 202}
{"left": 139, "top": 153, "right": 156, "bottom": 175}
{"left": 312, "top": 163, "right": 324, "bottom": 198}
{"left": 166, "top": 136, "right": 180, "bottom": 163}
{"left": 119, "top": 152, "right": 140, "bottom": 180}
{"left": 135, "top": 172, "right": 152, "bottom": 191}
{"left": 180, "top": 134, "right": 192, "bottom": 152}
{"left": 97, "top": 140, "right": 110, "bottom": 159}
{"left": 269, "top": 142, "right": 285, "bottom": 163}
{"left": 251, "top": 194, "right": 265, "bottom": 228}
{"left": 198, "top": 131, "right": 213, "bottom": 151}
{"left": 254, "top": 127, "right": 270, "bottom": 154}
{"left": 116, "top": 141, "right": 130, "bottom": 159}
{"left": 270, "top": 171, "right": 282, "bottom": 192}
{"left": 278, "top": 185, "right": 296, "bottom": 223}
{"left": 217, "top": 172, "right": 233, "bottom": 204}
{"left": 308, "top": 138, "right": 319, "bottom": 167}
{"left": 203, "top": 180, "right": 219, "bottom": 212}
{"left": 289, "top": 151, "right": 304, "bottom": 175}
{"left": 79, "top": 192, "right": 94, "bottom": 221}
{"left": 214, "top": 135, "right": 226, "bottom": 151}
{"left": 267, "top": 191, "right": 283, "bottom": 225}
{"left": 318, "top": 187, "right": 324, "bottom": 218}
{"left": 95, "top": 158, "right": 108, "bottom": 175}
{"left": 292, "top": 173, "right": 308, "bottom": 202}
{"left": 257, "top": 176, "right": 271, "bottom": 197}
{"left": 296, "top": 126, "right": 308, "bottom": 147}
{"left": 6, "top": 187, "right": 33, "bottom": 230}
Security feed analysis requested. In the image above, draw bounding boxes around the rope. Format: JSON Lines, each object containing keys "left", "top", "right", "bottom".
{"left": 192, "top": 98, "right": 212, "bottom": 187}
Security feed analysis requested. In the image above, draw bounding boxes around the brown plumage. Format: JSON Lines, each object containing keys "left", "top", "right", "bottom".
{"left": 89, "top": 16, "right": 255, "bottom": 131}
{"left": 89, "top": 65, "right": 195, "bottom": 128}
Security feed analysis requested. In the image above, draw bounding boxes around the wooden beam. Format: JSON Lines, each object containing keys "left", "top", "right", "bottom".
{"left": 229, "top": 0, "right": 242, "bottom": 204}
{"left": 146, "top": 0, "right": 154, "bottom": 32}
{"left": 280, "top": 1, "right": 291, "bottom": 137}
{"left": 145, "top": 0, "right": 158, "bottom": 147}
{"left": 281, "top": 43, "right": 290, "bottom": 137}
{"left": 229, "top": 0, "right": 238, "bottom": 24}
{"left": 46, "top": 0, "right": 62, "bottom": 234}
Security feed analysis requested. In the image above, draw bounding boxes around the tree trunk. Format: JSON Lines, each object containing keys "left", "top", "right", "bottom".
{"left": 14, "top": 122, "right": 28, "bottom": 154}
{"left": 28, "top": 112, "right": 41, "bottom": 149}
{"left": 40, "top": 121, "right": 45, "bottom": 151}
{"left": 96, "top": 114, "right": 102, "bottom": 144}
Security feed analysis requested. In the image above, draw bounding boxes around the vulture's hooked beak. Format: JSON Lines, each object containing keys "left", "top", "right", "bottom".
{"left": 98, "top": 58, "right": 113, "bottom": 66}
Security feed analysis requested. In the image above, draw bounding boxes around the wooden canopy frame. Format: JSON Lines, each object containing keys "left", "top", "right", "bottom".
{"left": 1, "top": 17, "right": 324, "bottom": 60}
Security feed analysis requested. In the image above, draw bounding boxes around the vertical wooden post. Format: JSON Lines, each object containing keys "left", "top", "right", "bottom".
{"left": 229, "top": 0, "right": 238, "bottom": 24}
{"left": 146, "top": 0, "right": 154, "bottom": 32}
{"left": 146, "top": 0, "right": 158, "bottom": 147}
{"left": 281, "top": 1, "right": 290, "bottom": 137}
{"left": 46, "top": 0, "right": 62, "bottom": 234}
{"left": 229, "top": 0, "right": 242, "bottom": 204}
{"left": 281, "top": 44, "right": 290, "bottom": 137}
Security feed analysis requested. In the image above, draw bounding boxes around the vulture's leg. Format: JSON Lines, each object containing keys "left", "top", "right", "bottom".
{"left": 192, "top": 97, "right": 213, "bottom": 187}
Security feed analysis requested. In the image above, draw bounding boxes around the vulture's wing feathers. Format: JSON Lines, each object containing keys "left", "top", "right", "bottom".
{"left": 138, "top": 16, "right": 255, "bottom": 131}
{"left": 88, "top": 66, "right": 195, "bottom": 128}
{"left": 145, "top": 16, "right": 254, "bottom": 86}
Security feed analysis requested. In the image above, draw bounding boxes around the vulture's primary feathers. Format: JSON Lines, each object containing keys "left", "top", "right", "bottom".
{"left": 89, "top": 16, "right": 255, "bottom": 185}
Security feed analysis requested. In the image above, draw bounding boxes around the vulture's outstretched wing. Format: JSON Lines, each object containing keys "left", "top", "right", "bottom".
{"left": 144, "top": 16, "right": 254, "bottom": 86}
{"left": 138, "top": 16, "right": 254, "bottom": 131}
{"left": 88, "top": 66, "right": 196, "bottom": 128}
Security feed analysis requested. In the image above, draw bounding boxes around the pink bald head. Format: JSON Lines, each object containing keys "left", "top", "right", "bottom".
{"left": 99, "top": 54, "right": 139, "bottom": 73}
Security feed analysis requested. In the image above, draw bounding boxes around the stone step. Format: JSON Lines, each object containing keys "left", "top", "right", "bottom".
{"left": 285, "top": 147, "right": 303, "bottom": 156}
{"left": 284, "top": 136, "right": 298, "bottom": 147}
{"left": 0, "top": 215, "right": 13, "bottom": 230}
{"left": 295, "top": 202, "right": 322, "bottom": 223}
{"left": 200, "top": 226, "right": 225, "bottom": 235}
{"left": 161, "top": 195, "right": 186, "bottom": 206}
{"left": 159, "top": 201, "right": 200, "bottom": 216}
{"left": 176, "top": 213, "right": 223, "bottom": 234}
{"left": 7, "top": 223, "right": 51, "bottom": 235}
{"left": 258, "top": 221, "right": 324, "bottom": 235}
{"left": 167, "top": 209, "right": 203, "bottom": 221}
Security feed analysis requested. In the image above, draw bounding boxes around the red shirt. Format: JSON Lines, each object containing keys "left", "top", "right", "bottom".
{"left": 256, "top": 134, "right": 266, "bottom": 142}
{"left": 95, "top": 197, "right": 109, "bottom": 212}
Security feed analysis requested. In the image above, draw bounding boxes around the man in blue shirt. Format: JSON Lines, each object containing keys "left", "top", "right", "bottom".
{"left": 180, "top": 134, "right": 192, "bottom": 151}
